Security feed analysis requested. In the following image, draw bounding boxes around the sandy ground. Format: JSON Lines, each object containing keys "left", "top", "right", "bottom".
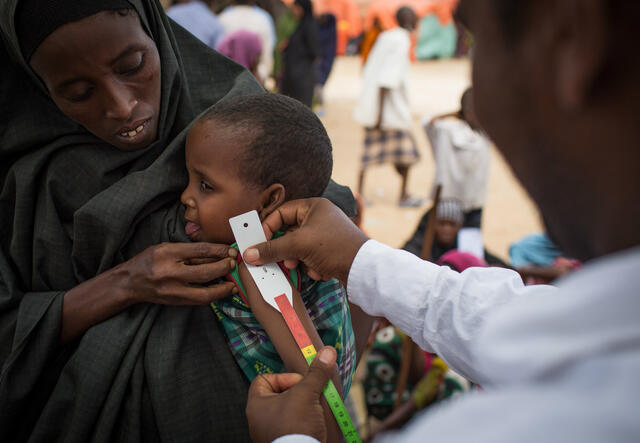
{"left": 320, "top": 56, "right": 542, "bottom": 260}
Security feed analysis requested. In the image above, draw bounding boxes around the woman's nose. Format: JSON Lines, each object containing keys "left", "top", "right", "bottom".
{"left": 104, "top": 81, "right": 137, "bottom": 121}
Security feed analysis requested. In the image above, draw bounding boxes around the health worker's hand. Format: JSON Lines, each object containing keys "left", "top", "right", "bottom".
{"left": 246, "top": 346, "right": 337, "bottom": 443}
{"left": 242, "top": 198, "right": 369, "bottom": 285}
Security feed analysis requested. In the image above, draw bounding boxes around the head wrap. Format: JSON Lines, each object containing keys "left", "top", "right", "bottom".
{"left": 436, "top": 199, "right": 464, "bottom": 225}
{"left": 215, "top": 30, "right": 263, "bottom": 71}
{"left": 15, "top": 0, "right": 133, "bottom": 61}
{"left": 295, "top": 0, "right": 313, "bottom": 17}
{"left": 437, "top": 250, "right": 488, "bottom": 272}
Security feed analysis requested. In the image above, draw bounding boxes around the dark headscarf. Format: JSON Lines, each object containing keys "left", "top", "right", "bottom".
{"left": 15, "top": 0, "right": 133, "bottom": 61}
{"left": 295, "top": 0, "right": 313, "bottom": 17}
{"left": 290, "top": 0, "right": 317, "bottom": 56}
{"left": 0, "top": 1, "right": 264, "bottom": 441}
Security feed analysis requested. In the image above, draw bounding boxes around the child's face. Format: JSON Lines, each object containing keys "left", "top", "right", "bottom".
{"left": 435, "top": 218, "right": 461, "bottom": 247}
{"left": 181, "top": 121, "right": 265, "bottom": 245}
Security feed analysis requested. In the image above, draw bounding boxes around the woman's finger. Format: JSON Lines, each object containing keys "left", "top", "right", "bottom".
{"left": 165, "top": 242, "right": 237, "bottom": 261}
{"left": 155, "top": 281, "right": 237, "bottom": 305}
{"left": 176, "top": 258, "right": 236, "bottom": 283}
{"left": 183, "top": 257, "right": 217, "bottom": 265}
{"left": 306, "top": 269, "right": 324, "bottom": 281}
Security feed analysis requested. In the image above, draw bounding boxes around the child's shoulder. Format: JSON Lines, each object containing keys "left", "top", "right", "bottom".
{"left": 299, "top": 274, "right": 348, "bottom": 326}
{"left": 299, "top": 273, "right": 345, "bottom": 300}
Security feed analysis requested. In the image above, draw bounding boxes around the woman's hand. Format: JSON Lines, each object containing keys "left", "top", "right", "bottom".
{"left": 121, "top": 242, "right": 238, "bottom": 305}
{"left": 242, "top": 198, "right": 369, "bottom": 285}
{"left": 61, "top": 242, "right": 237, "bottom": 344}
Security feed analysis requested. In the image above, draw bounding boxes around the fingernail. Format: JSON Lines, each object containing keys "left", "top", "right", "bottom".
{"left": 244, "top": 248, "right": 258, "bottom": 262}
{"left": 228, "top": 248, "right": 238, "bottom": 258}
{"left": 229, "top": 258, "right": 236, "bottom": 269}
{"left": 318, "top": 348, "right": 333, "bottom": 365}
{"left": 232, "top": 286, "right": 239, "bottom": 294}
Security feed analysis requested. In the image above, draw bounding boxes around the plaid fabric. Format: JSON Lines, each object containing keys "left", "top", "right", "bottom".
{"left": 361, "top": 128, "right": 420, "bottom": 168}
{"left": 211, "top": 270, "right": 356, "bottom": 396}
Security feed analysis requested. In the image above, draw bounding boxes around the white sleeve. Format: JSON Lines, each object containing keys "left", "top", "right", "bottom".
{"left": 347, "top": 240, "right": 553, "bottom": 385}
{"left": 272, "top": 435, "right": 320, "bottom": 443}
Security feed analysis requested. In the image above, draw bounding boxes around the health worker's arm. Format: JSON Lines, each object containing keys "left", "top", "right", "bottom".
{"left": 347, "top": 239, "right": 554, "bottom": 386}
{"left": 242, "top": 198, "right": 556, "bottom": 387}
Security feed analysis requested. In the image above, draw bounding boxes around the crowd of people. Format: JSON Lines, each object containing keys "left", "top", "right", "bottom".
{"left": 1, "top": 0, "right": 638, "bottom": 442}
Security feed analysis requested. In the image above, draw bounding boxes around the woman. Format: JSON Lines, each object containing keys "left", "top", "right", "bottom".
{"left": 0, "top": 0, "right": 353, "bottom": 441}
{"left": 280, "top": 0, "right": 318, "bottom": 107}
{"left": 215, "top": 30, "right": 263, "bottom": 81}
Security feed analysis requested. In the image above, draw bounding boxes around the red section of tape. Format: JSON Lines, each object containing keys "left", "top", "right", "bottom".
{"left": 274, "top": 294, "right": 313, "bottom": 349}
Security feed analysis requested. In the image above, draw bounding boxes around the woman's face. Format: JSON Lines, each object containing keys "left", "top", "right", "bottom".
{"left": 291, "top": 4, "right": 304, "bottom": 19}
{"left": 30, "top": 10, "right": 161, "bottom": 151}
{"left": 435, "top": 218, "right": 460, "bottom": 247}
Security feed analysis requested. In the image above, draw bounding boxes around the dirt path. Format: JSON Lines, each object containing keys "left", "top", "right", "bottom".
{"left": 321, "top": 56, "right": 542, "bottom": 260}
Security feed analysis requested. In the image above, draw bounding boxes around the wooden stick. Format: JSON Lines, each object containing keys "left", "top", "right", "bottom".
{"left": 393, "top": 333, "right": 413, "bottom": 410}
{"left": 392, "top": 186, "right": 443, "bottom": 410}
{"left": 420, "top": 184, "right": 442, "bottom": 261}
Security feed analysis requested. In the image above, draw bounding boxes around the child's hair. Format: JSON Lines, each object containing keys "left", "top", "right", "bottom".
{"left": 199, "top": 93, "right": 333, "bottom": 200}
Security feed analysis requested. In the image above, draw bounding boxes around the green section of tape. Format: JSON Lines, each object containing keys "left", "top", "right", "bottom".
{"left": 322, "top": 379, "right": 362, "bottom": 443}
{"left": 304, "top": 352, "right": 362, "bottom": 443}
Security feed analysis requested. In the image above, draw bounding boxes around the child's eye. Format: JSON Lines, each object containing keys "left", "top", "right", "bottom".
{"left": 200, "top": 181, "right": 213, "bottom": 192}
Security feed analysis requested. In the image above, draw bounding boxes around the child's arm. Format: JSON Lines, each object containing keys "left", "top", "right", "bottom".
{"left": 348, "top": 302, "right": 376, "bottom": 365}
{"left": 237, "top": 262, "right": 344, "bottom": 442}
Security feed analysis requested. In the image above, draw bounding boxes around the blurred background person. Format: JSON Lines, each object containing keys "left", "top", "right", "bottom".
{"left": 313, "top": 11, "right": 337, "bottom": 115}
{"left": 167, "top": 0, "right": 224, "bottom": 49}
{"left": 425, "top": 87, "right": 490, "bottom": 228}
{"left": 360, "top": 16, "right": 382, "bottom": 64}
{"left": 219, "top": 0, "right": 275, "bottom": 84}
{"left": 403, "top": 199, "right": 507, "bottom": 266}
{"left": 215, "top": 30, "right": 263, "bottom": 81}
{"left": 280, "top": 0, "right": 318, "bottom": 107}
{"left": 510, "top": 233, "right": 581, "bottom": 285}
{"left": 354, "top": 6, "right": 421, "bottom": 207}
{"left": 273, "top": 2, "right": 298, "bottom": 89}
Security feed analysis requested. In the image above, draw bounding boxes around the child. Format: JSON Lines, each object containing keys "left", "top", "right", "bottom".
{"left": 403, "top": 199, "right": 508, "bottom": 266}
{"left": 353, "top": 6, "right": 422, "bottom": 207}
{"left": 179, "top": 93, "right": 356, "bottom": 402}
{"left": 424, "top": 87, "right": 491, "bottom": 228}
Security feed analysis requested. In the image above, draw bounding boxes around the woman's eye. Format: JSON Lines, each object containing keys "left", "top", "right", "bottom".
{"left": 200, "top": 181, "right": 213, "bottom": 192}
{"left": 119, "top": 53, "right": 145, "bottom": 76}
{"left": 67, "top": 87, "right": 94, "bottom": 103}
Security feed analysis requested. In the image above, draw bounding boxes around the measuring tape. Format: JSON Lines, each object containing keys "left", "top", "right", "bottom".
{"left": 275, "top": 294, "right": 362, "bottom": 443}
{"left": 229, "top": 210, "right": 362, "bottom": 443}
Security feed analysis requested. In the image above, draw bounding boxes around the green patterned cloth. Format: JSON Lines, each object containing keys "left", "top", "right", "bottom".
{"left": 211, "top": 242, "right": 356, "bottom": 395}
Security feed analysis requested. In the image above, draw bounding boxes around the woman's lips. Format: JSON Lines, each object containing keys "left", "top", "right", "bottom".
{"left": 185, "top": 221, "right": 201, "bottom": 237}
{"left": 115, "top": 118, "right": 151, "bottom": 144}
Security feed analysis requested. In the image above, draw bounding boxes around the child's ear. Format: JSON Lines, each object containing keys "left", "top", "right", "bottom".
{"left": 258, "top": 183, "right": 286, "bottom": 220}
